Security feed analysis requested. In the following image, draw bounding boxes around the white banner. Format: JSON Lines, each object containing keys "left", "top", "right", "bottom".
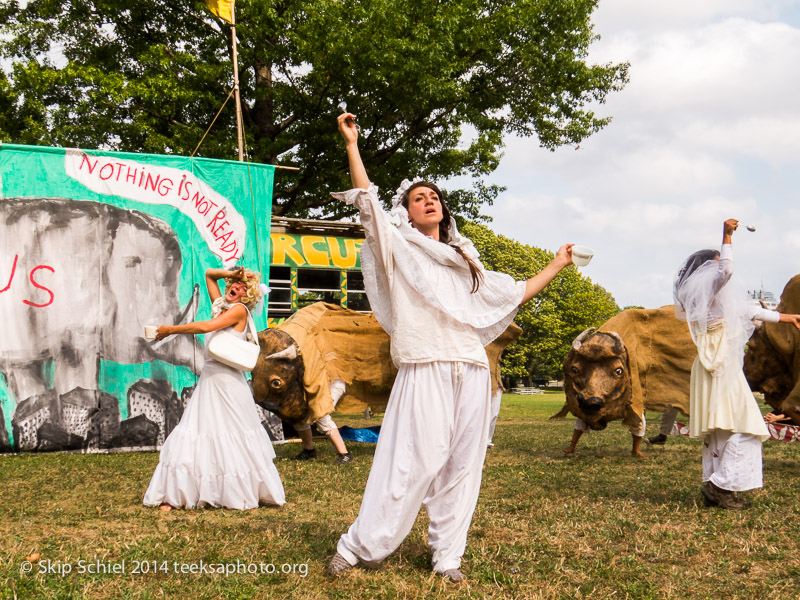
{"left": 65, "top": 150, "right": 246, "bottom": 263}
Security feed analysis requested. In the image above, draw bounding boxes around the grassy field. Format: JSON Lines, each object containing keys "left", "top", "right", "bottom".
{"left": 2, "top": 392, "right": 800, "bottom": 599}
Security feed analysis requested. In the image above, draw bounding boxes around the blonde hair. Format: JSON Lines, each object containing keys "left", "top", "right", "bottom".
{"left": 225, "top": 270, "right": 262, "bottom": 310}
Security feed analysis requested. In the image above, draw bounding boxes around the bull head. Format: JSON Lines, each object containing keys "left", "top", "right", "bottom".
{"left": 563, "top": 330, "right": 632, "bottom": 430}
{"left": 251, "top": 329, "right": 308, "bottom": 423}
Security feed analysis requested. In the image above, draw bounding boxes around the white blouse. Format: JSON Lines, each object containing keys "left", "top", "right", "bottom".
{"left": 332, "top": 185, "right": 525, "bottom": 367}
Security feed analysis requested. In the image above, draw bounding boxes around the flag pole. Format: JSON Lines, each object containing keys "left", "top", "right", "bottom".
{"left": 230, "top": 7, "right": 244, "bottom": 162}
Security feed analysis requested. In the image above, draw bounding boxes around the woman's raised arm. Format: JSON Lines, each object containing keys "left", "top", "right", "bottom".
{"left": 205, "top": 266, "right": 243, "bottom": 302}
{"left": 338, "top": 113, "right": 370, "bottom": 190}
{"left": 520, "top": 244, "right": 574, "bottom": 306}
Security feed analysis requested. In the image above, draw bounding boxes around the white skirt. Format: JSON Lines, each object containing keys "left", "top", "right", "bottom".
{"left": 689, "top": 324, "right": 769, "bottom": 441}
{"left": 143, "top": 357, "right": 285, "bottom": 509}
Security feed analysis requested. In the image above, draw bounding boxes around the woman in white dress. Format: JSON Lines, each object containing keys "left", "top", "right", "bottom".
{"left": 143, "top": 267, "right": 285, "bottom": 511}
{"left": 327, "top": 112, "right": 574, "bottom": 581}
{"left": 674, "top": 218, "right": 800, "bottom": 510}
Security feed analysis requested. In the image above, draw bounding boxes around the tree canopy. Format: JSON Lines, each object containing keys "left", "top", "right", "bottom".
{"left": 459, "top": 220, "right": 620, "bottom": 382}
{"left": 0, "top": 0, "right": 628, "bottom": 219}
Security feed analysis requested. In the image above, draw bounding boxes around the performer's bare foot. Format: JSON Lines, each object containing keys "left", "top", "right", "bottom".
{"left": 631, "top": 436, "right": 646, "bottom": 458}
{"left": 563, "top": 430, "right": 582, "bottom": 454}
{"left": 159, "top": 503, "right": 173, "bottom": 512}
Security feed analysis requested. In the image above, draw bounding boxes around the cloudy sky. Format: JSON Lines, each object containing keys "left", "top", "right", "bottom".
{"left": 467, "top": 0, "right": 800, "bottom": 309}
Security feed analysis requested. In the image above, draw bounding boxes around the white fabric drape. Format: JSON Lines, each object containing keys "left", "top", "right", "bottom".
{"left": 331, "top": 185, "right": 525, "bottom": 366}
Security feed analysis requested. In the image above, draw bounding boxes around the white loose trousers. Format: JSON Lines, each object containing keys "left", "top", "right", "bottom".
{"left": 702, "top": 429, "right": 763, "bottom": 492}
{"left": 337, "top": 361, "right": 492, "bottom": 573}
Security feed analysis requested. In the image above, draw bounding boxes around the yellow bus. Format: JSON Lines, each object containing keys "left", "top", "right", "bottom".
{"left": 267, "top": 217, "right": 368, "bottom": 327}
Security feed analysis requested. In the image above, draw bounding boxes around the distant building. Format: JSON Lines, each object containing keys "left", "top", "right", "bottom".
{"left": 748, "top": 288, "right": 778, "bottom": 310}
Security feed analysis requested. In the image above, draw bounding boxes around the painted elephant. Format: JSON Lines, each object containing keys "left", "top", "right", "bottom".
{"left": 1, "top": 197, "right": 202, "bottom": 450}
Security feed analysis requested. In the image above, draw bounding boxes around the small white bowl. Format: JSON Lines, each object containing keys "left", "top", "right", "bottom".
{"left": 572, "top": 245, "right": 594, "bottom": 267}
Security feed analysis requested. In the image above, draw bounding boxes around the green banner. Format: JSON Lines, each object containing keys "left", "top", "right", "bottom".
{"left": 0, "top": 143, "right": 274, "bottom": 452}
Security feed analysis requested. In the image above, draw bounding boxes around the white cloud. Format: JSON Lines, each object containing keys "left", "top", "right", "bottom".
{"left": 591, "top": 0, "right": 797, "bottom": 35}
{"left": 448, "top": 6, "right": 800, "bottom": 308}
{"left": 678, "top": 117, "right": 800, "bottom": 165}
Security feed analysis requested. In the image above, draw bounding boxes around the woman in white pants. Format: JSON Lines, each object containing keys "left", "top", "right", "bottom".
{"left": 674, "top": 219, "right": 800, "bottom": 510}
{"left": 327, "top": 112, "right": 574, "bottom": 581}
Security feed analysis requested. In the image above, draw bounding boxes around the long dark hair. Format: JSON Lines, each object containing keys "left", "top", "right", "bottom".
{"left": 402, "top": 181, "right": 483, "bottom": 292}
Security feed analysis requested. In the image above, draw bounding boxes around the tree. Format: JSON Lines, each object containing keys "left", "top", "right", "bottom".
{"left": 459, "top": 220, "right": 620, "bottom": 382}
{"left": 0, "top": 0, "right": 628, "bottom": 218}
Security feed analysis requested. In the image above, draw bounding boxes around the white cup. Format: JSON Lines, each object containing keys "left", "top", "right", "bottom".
{"left": 572, "top": 245, "right": 594, "bottom": 267}
{"left": 144, "top": 326, "right": 158, "bottom": 340}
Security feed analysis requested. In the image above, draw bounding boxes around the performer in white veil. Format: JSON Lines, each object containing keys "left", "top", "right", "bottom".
{"left": 327, "top": 111, "right": 574, "bottom": 581}
{"left": 674, "top": 219, "right": 800, "bottom": 510}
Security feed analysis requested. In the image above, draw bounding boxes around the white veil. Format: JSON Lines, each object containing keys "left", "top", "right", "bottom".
{"left": 673, "top": 248, "right": 754, "bottom": 388}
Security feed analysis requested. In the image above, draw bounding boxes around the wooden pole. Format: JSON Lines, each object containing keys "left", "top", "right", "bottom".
{"left": 231, "top": 12, "right": 244, "bottom": 162}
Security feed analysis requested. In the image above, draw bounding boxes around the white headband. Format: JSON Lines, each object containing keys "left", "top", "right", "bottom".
{"left": 390, "top": 177, "right": 424, "bottom": 208}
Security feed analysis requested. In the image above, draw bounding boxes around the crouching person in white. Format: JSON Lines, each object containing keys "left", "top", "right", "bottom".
{"left": 327, "top": 112, "right": 574, "bottom": 581}
{"left": 674, "top": 219, "right": 800, "bottom": 510}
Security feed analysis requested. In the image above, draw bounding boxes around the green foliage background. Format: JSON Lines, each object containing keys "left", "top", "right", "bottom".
{"left": 0, "top": 0, "right": 628, "bottom": 219}
{"left": 460, "top": 221, "right": 620, "bottom": 381}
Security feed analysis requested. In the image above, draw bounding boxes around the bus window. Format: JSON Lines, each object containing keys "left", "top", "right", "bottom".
{"left": 268, "top": 266, "right": 293, "bottom": 316}
{"left": 297, "top": 268, "right": 342, "bottom": 309}
{"left": 345, "top": 271, "right": 371, "bottom": 311}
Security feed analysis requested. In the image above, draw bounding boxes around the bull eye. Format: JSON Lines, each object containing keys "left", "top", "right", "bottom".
{"left": 270, "top": 378, "right": 283, "bottom": 389}
{"left": 614, "top": 367, "right": 624, "bottom": 376}
{"left": 571, "top": 366, "right": 579, "bottom": 375}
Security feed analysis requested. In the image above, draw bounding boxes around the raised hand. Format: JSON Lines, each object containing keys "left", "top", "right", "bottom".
{"left": 337, "top": 112, "right": 359, "bottom": 146}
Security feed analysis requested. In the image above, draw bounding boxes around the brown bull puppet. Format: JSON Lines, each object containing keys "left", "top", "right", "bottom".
{"left": 744, "top": 275, "right": 800, "bottom": 425}
{"left": 555, "top": 306, "right": 696, "bottom": 457}
{"left": 252, "top": 303, "right": 396, "bottom": 427}
{"left": 252, "top": 301, "right": 520, "bottom": 426}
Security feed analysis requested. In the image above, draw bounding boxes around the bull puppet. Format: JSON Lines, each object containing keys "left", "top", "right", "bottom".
{"left": 252, "top": 302, "right": 521, "bottom": 427}
{"left": 1, "top": 198, "right": 201, "bottom": 450}
{"left": 744, "top": 274, "right": 800, "bottom": 425}
{"left": 556, "top": 306, "right": 696, "bottom": 456}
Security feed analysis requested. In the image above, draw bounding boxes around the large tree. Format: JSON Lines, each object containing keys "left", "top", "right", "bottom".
{"left": 460, "top": 220, "right": 620, "bottom": 382}
{"left": 0, "top": 0, "right": 628, "bottom": 218}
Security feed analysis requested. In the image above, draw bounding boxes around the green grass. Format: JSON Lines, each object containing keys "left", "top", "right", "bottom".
{"left": 2, "top": 392, "right": 800, "bottom": 599}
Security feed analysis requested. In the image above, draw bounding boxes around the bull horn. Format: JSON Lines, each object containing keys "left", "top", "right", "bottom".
{"left": 263, "top": 344, "right": 298, "bottom": 361}
{"left": 604, "top": 330, "right": 625, "bottom": 353}
{"left": 572, "top": 327, "right": 596, "bottom": 350}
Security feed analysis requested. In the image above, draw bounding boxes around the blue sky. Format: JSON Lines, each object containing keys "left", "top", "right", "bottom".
{"left": 453, "top": 0, "right": 800, "bottom": 309}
